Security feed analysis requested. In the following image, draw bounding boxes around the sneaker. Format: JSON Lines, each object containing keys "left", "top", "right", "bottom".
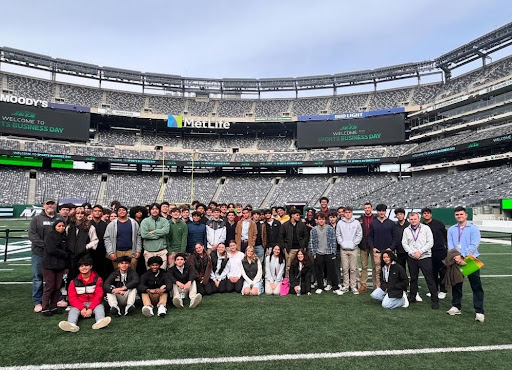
{"left": 41, "top": 309, "right": 53, "bottom": 317}
{"left": 57, "top": 300, "right": 68, "bottom": 308}
{"left": 58, "top": 321, "right": 79, "bottom": 333}
{"left": 142, "top": 305, "right": 154, "bottom": 317}
{"left": 438, "top": 292, "right": 447, "bottom": 299}
{"left": 92, "top": 316, "right": 111, "bottom": 330}
{"left": 446, "top": 306, "right": 461, "bottom": 316}
{"left": 315, "top": 289, "right": 323, "bottom": 295}
{"left": 65, "top": 306, "right": 71, "bottom": 312}
{"left": 157, "top": 305, "right": 167, "bottom": 317}
{"left": 432, "top": 302, "right": 440, "bottom": 310}
{"left": 324, "top": 284, "right": 332, "bottom": 291}
{"left": 402, "top": 292, "right": 409, "bottom": 308}
{"left": 358, "top": 284, "right": 367, "bottom": 294}
{"left": 172, "top": 297, "right": 184, "bottom": 308}
{"left": 341, "top": 287, "right": 349, "bottom": 293}
{"left": 475, "top": 313, "right": 485, "bottom": 322}
{"left": 125, "top": 305, "right": 135, "bottom": 316}
{"left": 190, "top": 294, "right": 202, "bottom": 308}
{"left": 426, "top": 293, "right": 432, "bottom": 298}
{"left": 415, "top": 293, "right": 423, "bottom": 302}
{"left": 333, "top": 289, "right": 344, "bottom": 296}
{"left": 351, "top": 288, "right": 359, "bottom": 295}
{"left": 34, "top": 304, "right": 43, "bottom": 313}
{"left": 110, "top": 306, "right": 121, "bottom": 316}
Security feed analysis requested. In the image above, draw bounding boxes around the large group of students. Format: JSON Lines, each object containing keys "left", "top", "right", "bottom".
{"left": 29, "top": 196, "right": 485, "bottom": 333}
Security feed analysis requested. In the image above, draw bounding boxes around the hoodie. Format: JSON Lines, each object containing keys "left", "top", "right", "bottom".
{"left": 336, "top": 217, "right": 363, "bottom": 250}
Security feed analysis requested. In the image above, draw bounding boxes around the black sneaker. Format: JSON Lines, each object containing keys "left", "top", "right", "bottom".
{"left": 41, "top": 309, "right": 53, "bottom": 317}
{"left": 110, "top": 306, "right": 121, "bottom": 316}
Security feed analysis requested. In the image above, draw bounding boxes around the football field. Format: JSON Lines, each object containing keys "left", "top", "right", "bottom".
{"left": 1, "top": 221, "right": 511, "bottom": 369}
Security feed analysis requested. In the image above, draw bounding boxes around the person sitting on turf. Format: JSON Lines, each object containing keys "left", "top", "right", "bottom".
{"left": 265, "top": 245, "right": 285, "bottom": 295}
{"left": 370, "top": 251, "right": 409, "bottom": 309}
{"left": 41, "top": 219, "right": 69, "bottom": 316}
{"left": 167, "top": 253, "right": 202, "bottom": 308}
{"left": 289, "top": 249, "right": 312, "bottom": 296}
{"left": 241, "top": 246, "right": 263, "bottom": 296}
{"left": 225, "top": 240, "right": 245, "bottom": 293}
{"left": 58, "top": 255, "right": 111, "bottom": 332}
{"left": 103, "top": 255, "right": 139, "bottom": 316}
{"left": 187, "top": 243, "right": 213, "bottom": 296}
{"left": 138, "top": 256, "right": 168, "bottom": 317}
{"left": 209, "top": 243, "right": 230, "bottom": 293}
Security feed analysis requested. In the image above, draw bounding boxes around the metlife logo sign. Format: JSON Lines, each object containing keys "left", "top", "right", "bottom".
{"left": 167, "top": 115, "right": 230, "bottom": 130}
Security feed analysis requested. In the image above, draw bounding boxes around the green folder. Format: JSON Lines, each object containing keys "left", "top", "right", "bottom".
{"left": 459, "top": 255, "right": 484, "bottom": 276}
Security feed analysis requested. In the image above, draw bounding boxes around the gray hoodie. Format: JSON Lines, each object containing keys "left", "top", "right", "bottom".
{"left": 336, "top": 217, "right": 363, "bottom": 250}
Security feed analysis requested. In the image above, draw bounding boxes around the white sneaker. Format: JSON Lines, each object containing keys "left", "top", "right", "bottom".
{"left": 446, "top": 306, "right": 461, "bottom": 315}
{"left": 157, "top": 305, "right": 167, "bottom": 317}
{"left": 415, "top": 293, "right": 423, "bottom": 302}
{"left": 59, "top": 321, "right": 79, "bottom": 332}
{"left": 438, "top": 292, "right": 447, "bottom": 299}
{"left": 142, "top": 305, "right": 154, "bottom": 317}
{"left": 92, "top": 316, "right": 111, "bottom": 330}
{"left": 475, "top": 313, "right": 485, "bottom": 322}
{"left": 190, "top": 294, "right": 202, "bottom": 308}
{"left": 315, "top": 289, "right": 323, "bottom": 295}
{"left": 351, "top": 288, "right": 359, "bottom": 295}
{"left": 34, "top": 304, "right": 42, "bottom": 313}
{"left": 324, "top": 285, "right": 332, "bottom": 291}
{"left": 65, "top": 306, "right": 71, "bottom": 311}
{"left": 402, "top": 292, "right": 410, "bottom": 308}
{"left": 426, "top": 293, "right": 432, "bottom": 298}
{"left": 172, "top": 297, "right": 184, "bottom": 308}
{"left": 333, "top": 289, "right": 344, "bottom": 296}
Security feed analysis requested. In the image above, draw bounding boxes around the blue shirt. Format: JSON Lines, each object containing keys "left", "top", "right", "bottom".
{"left": 116, "top": 220, "right": 133, "bottom": 252}
{"left": 447, "top": 222, "right": 480, "bottom": 258}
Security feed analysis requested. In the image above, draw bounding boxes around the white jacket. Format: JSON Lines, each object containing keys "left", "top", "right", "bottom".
{"left": 336, "top": 217, "right": 363, "bottom": 250}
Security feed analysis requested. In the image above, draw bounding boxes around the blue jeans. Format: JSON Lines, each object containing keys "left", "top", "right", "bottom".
{"left": 32, "top": 254, "right": 43, "bottom": 305}
{"left": 254, "top": 245, "right": 265, "bottom": 262}
{"left": 371, "top": 287, "right": 405, "bottom": 309}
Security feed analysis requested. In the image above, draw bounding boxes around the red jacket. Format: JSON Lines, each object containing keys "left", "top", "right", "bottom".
{"left": 68, "top": 271, "right": 104, "bottom": 311}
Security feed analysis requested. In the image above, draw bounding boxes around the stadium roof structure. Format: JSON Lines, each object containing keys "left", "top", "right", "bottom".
{"left": 1, "top": 22, "right": 511, "bottom": 95}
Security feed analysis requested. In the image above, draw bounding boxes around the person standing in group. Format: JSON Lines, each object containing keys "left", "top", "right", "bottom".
{"left": 310, "top": 212, "right": 342, "bottom": 295}
{"left": 180, "top": 205, "right": 191, "bottom": 224}
{"left": 275, "top": 206, "right": 290, "bottom": 224}
{"left": 328, "top": 211, "right": 341, "bottom": 290}
{"left": 446, "top": 207, "right": 484, "bottom": 322}
{"left": 67, "top": 207, "right": 99, "bottom": 281}
{"left": 167, "top": 207, "right": 188, "bottom": 267}
{"left": 252, "top": 210, "right": 265, "bottom": 261}
{"left": 235, "top": 207, "right": 257, "bottom": 253}
{"left": 29, "top": 198, "right": 59, "bottom": 313}
{"left": 336, "top": 206, "right": 363, "bottom": 294}
{"left": 141, "top": 203, "right": 170, "bottom": 270}
{"left": 368, "top": 203, "right": 397, "bottom": 289}
{"left": 187, "top": 211, "right": 207, "bottom": 254}
{"left": 279, "top": 209, "right": 308, "bottom": 278}
{"left": 262, "top": 209, "right": 281, "bottom": 256}
{"left": 357, "top": 202, "right": 375, "bottom": 293}
{"left": 394, "top": 207, "right": 410, "bottom": 271}
{"left": 318, "top": 197, "right": 330, "bottom": 215}
{"left": 225, "top": 211, "right": 237, "bottom": 246}
{"left": 206, "top": 208, "right": 226, "bottom": 255}
{"left": 160, "top": 201, "right": 171, "bottom": 220}
{"left": 402, "top": 212, "right": 439, "bottom": 309}
{"left": 422, "top": 207, "right": 448, "bottom": 300}
{"left": 90, "top": 205, "right": 110, "bottom": 280}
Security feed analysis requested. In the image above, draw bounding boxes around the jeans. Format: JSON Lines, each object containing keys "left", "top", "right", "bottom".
{"left": 68, "top": 302, "right": 105, "bottom": 325}
{"left": 371, "top": 287, "right": 405, "bottom": 309}
{"left": 32, "top": 254, "right": 43, "bottom": 305}
{"left": 254, "top": 245, "right": 265, "bottom": 262}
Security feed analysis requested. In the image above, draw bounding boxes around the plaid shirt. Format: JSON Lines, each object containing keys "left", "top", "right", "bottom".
{"left": 309, "top": 225, "right": 337, "bottom": 255}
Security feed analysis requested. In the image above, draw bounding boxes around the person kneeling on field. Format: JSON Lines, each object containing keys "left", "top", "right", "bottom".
{"left": 241, "top": 246, "right": 263, "bottom": 296}
{"left": 167, "top": 253, "right": 202, "bottom": 308}
{"left": 103, "top": 255, "right": 139, "bottom": 316}
{"left": 138, "top": 256, "right": 168, "bottom": 317}
{"left": 58, "top": 256, "right": 111, "bottom": 332}
{"left": 370, "top": 251, "right": 409, "bottom": 309}
{"left": 264, "top": 245, "right": 285, "bottom": 295}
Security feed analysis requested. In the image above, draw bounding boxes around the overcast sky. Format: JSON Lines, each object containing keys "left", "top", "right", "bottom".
{"left": 2, "top": 0, "right": 511, "bottom": 80}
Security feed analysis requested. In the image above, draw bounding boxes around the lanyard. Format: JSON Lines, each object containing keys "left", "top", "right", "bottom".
{"left": 410, "top": 225, "right": 421, "bottom": 242}
{"left": 458, "top": 225, "right": 465, "bottom": 244}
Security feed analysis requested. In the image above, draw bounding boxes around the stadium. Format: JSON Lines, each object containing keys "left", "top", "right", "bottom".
{"left": 1, "top": 6, "right": 512, "bottom": 370}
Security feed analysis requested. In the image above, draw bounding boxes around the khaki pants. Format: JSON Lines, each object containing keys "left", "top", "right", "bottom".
{"left": 144, "top": 249, "right": 168, "bottom": 270}
{"left": 106, "top": 289, "right": 137, "bottom": 308}
{"left": 360, "top": 248, "right": 379, "bottom": 288}
{"left": 285, "top": 249, "right": 299, "bottom": 278}
{"left": 341, "top": 249, "right": 359, "bottom": 290}
{"left": 141, "top": 292, "right": 168, "bottom": 307}
{"left": 112, "top": 250, "right": 138, "bottom": 271}
{"left": 172, "top": 281, "right": 198, "bottom": 301}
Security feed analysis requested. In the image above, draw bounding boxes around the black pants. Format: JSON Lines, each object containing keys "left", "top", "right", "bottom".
{"left": 315, "top": 254, "right": 338, "bottom": 289}
{"left": 225, "top": 278, "right": 243, "bottom": 293}
{"left": 407, "top": 256, "right": 439, "bottom": 303}
{"left": 396, "top": 252, "right": 408, "bottom": 272}
{"left": 432, "top": 249, "right": 447, "bottom": 293}
{"left": 209, "top": 279, "right": 227, "bottom": 294}
{"left": 196, "top": 281, "right": 214, "bottom": 296}
{"left": 452, "top": 269, "right": 484, "bottom": 314}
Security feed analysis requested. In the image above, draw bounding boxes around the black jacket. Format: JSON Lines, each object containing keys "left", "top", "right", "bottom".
{"left": 67, "top": 224, "right": 92, "bottom": 259}
{"left": 103, "top": 268, "right": 139, "bottom": 293}
{"left": 42, "top": 230, "right": 68, "bottom": 270}
{"left": 138, "top": 269, "right": 167, "bottom": 293}
{"left": 289, "top": 260, "right": 312, "bottom": 294}
{"left": 380, "top": 262, "right": 409, "bottom": 299}
{"left": 279, "top": 220, "right": 308, "bottom": 252}
{"left": 264, "top": 219, "right": 281, "bottom": 248}
{"left": 225, "top": 222, "right": 237, "bottom": 244}
{"left": 424, "top": 219, "right": 447, "bottom": 251}
{"left": 395, "top": 220, "right": 410, "bottom": 254}
{"left": 357, "top": 214, "right": 375, "bottom": 251}
{"left": 166, "top": 264, "right": 197, "bottom": 285}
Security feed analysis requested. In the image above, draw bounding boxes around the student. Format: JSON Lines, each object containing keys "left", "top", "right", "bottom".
{"left": 187, "top": 243, "right": 213, "bottom": 296}
{"left": 187, "top": 211, "right": 207, "bottom": 254}
{"left": 336, "top": 206, "right": 363, "bottom": 294}
{"left": 370, "top": 251, "right": 409, "bottom": 309}
{"left": 58, "top": 256, "right": 111, "bottom": 332}
{"left": 41, "top": 219, "right": 68, "bottom": 316}
{"left": 141, "top": 203, "right": 170, "bottom": 270}
{"left": 103, "top": 256, "right": 139, "bottom": 316}
{"left": 138, "top": 256, "right": 168, "bottom": 317}
{"left": 206, "top": 208, "right": 226, "bottom": 254}
{"left": 67, "top": 207, "right": 99, "bottom": 282}
{"left": 209, "top": 243, "right": 230, "bottom": 293}
{"left": 241, "top": 246, "right": 263, "bottom": 296}
{"left": 279, "top": 209, "right": 308, "bottom": 277}
{"left": 235, "top": 207, "right": 257, "bottom": 253}
{"left": 167, "top": 207, "right": 188, "bottom": 267}
{"left": 289, "top": 249, "right": 312, "bottom": 296}
{"left": 167, "top": 253, "right": 202, "bottom": 309}
{"left": 225, "top": 211, "right": 237, "bottom": 247}
{"left": 225, "top": 240, "right": 245, "bottom": 293}
{"left": 265, "top": 245, "right": 286, "bottom": 295}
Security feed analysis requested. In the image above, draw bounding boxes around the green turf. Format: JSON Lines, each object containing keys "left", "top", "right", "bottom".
{"left": 0, "top": 242, "right": 511, "bottom": 369}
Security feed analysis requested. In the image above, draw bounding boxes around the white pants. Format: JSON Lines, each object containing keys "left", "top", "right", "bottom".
{"left": 106, "top": 289, "right": 137, "bottom": 308}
